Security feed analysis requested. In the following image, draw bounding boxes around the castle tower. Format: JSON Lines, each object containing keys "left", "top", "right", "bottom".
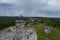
{"left": 20, "top": 14, "right": 23, "bottom": 20}
{"left": 14, "top": 20, "right": 25, "bottom": 40}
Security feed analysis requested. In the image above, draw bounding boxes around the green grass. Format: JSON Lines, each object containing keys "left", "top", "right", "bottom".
{"left": 32, "top": 23, "right": 60, "bottom": 40}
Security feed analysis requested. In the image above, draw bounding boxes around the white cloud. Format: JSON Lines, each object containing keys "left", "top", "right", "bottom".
{"left": 0, "top": 0, "right": 16, "bottom": 4}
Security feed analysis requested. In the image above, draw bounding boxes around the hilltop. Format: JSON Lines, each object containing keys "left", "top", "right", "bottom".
{"left": 0, "top": 16, "right": 60, "bottom": 40}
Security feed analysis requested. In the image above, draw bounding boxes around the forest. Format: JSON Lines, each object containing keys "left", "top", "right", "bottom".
{"left": 0, "top": 16, "right": 60, "bottom": 30}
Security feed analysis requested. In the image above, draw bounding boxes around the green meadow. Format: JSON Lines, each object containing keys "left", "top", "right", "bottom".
{"left": 31, "top": 22, "right": 60, "bottom": 40}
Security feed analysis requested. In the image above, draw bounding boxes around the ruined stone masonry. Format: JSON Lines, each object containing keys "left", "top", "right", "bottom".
{"left": 0, "top": 20, "right": 37, "bottom": 40}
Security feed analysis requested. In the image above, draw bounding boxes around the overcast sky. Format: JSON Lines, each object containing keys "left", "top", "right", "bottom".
{"left": 0, "top": 0, "right": 60, "bottom": 18}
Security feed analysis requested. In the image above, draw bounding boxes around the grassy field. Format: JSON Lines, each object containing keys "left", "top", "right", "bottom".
{"left": 32, "top": 23, "right": 60, "bottom": 40}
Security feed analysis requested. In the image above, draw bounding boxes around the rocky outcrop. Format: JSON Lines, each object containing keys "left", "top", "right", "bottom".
{"left": 0, "top": 20, "right": 37, "bottom": 40}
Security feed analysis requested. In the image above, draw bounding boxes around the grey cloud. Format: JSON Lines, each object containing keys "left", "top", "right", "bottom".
{"left": 0, "top": 0, "right": 60, "bottom": 18}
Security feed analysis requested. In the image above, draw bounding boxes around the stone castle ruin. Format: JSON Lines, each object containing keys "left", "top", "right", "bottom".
{"left": 0, "top": 20, "right": 37, "bottom": 40}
